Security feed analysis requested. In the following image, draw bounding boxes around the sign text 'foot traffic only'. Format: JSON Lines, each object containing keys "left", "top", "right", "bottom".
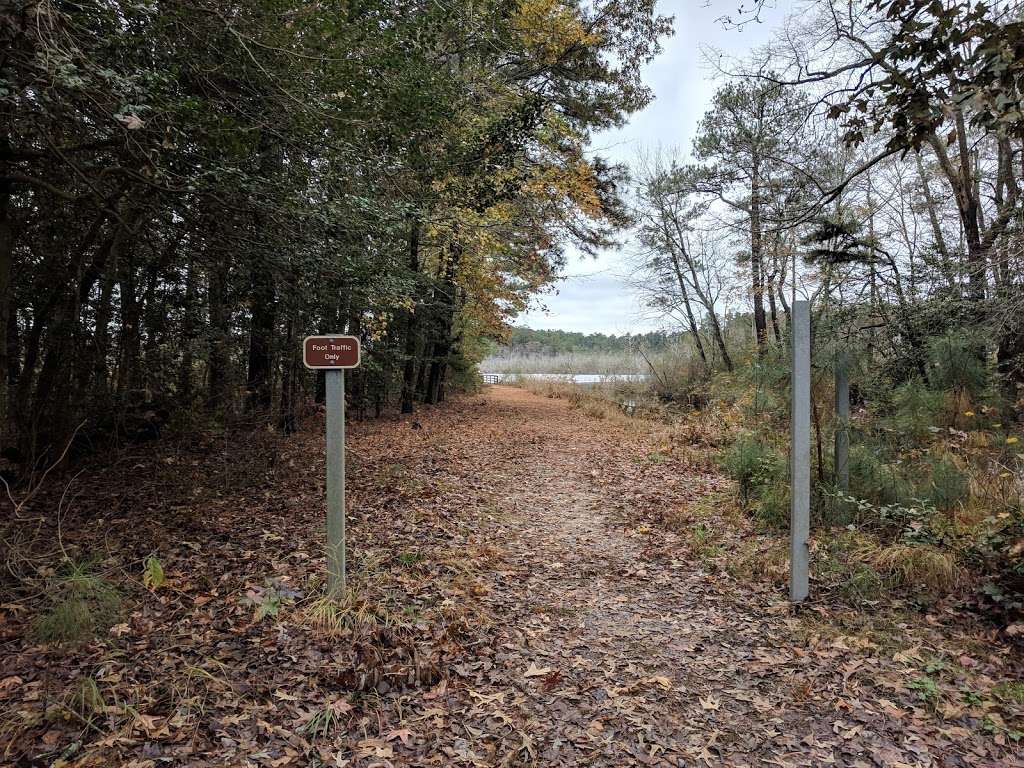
{"left": 303, "top": 336, "right": 361, "bottom": 369}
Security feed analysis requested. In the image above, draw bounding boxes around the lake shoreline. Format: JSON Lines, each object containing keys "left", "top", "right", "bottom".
{"left": 480, "top": 372, "right": 650, "bottom": 384}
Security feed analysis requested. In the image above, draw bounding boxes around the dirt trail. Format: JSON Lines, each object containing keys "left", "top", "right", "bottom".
{"left": 5, "top": 385, "right": 1021, "bottom": 767}
{"left": 402, "top": 386, "right": 1019, "bottom": 767}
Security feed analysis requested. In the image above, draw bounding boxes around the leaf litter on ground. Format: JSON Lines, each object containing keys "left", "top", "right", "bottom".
{"left": 1, "top": 386, "right": 1021, "bottom": 766}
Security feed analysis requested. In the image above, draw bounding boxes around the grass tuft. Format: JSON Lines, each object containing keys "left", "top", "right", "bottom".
{"left": 992, "top": 681, "right": 1024, "bottom": 704}
{"left": 873, "top": 544, "right": 960, "bottom": 592}
{"left": 67, "top": 676, "right": 106, "bottom": 720}
{"left": 33, "top": 560, "right": 122, "bottom": 644}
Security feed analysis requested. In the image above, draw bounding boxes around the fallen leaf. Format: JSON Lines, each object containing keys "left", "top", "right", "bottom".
{"left": 524, "top": 662, "right": 554, "bottom": 678}
{"left": 700, "top": 695, "right": 720, "bottom": 711}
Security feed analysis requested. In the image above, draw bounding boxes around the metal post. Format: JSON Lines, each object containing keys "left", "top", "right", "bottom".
{"left": 326, "top": 369, "right": 346, "bottom": 598}
{"left": 834, "top": 351, "right": 849, "bottom": 492}
{"left": 790, "top": 300, "right": 810, "bottom": 603}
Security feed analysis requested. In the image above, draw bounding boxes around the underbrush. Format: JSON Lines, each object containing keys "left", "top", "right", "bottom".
{"left": 508, "top": 342, "right": 1024, "bottom": 628}
{"left": 517, "top": 376, "right": 737, "bottom": 458}
{"left": 713, "top": 352, "right": 1024, "bottom": 626}
{"left": 518, "top": 378, "right": 645, "bottom": 424}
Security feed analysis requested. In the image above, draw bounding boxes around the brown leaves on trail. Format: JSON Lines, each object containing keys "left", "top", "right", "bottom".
{"left": 1, "top": 385, "right": 1022, "bottom": 766}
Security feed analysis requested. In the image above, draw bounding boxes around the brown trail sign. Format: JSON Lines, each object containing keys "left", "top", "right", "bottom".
{"left": 303, "top": 335, "right": 361, "bottom": 597}
{"left": 303, "top": 336, "right": 361, "bottom": 369}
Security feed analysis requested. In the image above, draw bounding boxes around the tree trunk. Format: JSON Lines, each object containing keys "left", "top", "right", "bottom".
{"left": 245, "top": 265, "right": 276, "bottom": 413}
{"left": 401, "top": 217, "right": 421, "bottom": 414}
{"left": 84, "top": 227, "right": 121, "bottom": 401}
{"left": 279, "top": 300, "right": 299, "bottom": 434}
{"left": 6, "top": 300, "right": 18, "bottom": 394}
{"left": 179, "top": 255, "right": 198, "bottom": 404}
{"left": 207, "top": 258, "right": 231, "bottom": 412}
{"left": 665, "top": 236, "right": 707, "bottom": 366}
{"left": 14, "top": 209, "right": 109, "bottom": 449}
{"left": 750, "top": 158, "right": 768, "bottom": 352}
{"left": 114, "top": 251, "right": 142, "bottom": 398}
{"left": 993, "top": 135, "right": 1023, "bottom": 400}
{"left": 915, "top": 153, "right": 956, "bottom": 289}
{"left": 927, "top": 131, "right": 986, "bottom": 300}
{"left": 426, "top": 242, "right": 461, "bottom": 405}
{"left": 348, "top": 311, "right": 365, "bottom": 419}
{"left": 776, "top": 234, "right": 791, "bottom": 325}
{"left": 766, "top": 239, "right": 781, "bottom": 344}
{"left": 0, "top": 175, "right": 12, "bottom": 439}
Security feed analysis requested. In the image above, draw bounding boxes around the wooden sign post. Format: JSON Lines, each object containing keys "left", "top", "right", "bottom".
{"left": 303, "top": 335, "right": 361, "bottom": 598}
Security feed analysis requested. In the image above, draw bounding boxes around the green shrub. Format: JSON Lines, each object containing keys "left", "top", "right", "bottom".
{"left": 67, "top": 676, "right": 105, "bottom": 720}
{"left": 927, "top": 331, "right": 987, "bottom": 399}
{"left": 915, "top": 455, "right": 969, "bottom": 511}
{"left": 993, "top": 681, "right": 1024, "bottom": 704}
{"left": 887, "top": 380, "right": 945, "bottom": 439}
{"left": 744, "top": 353, "right": 789, "bottom": 420}
{"left": 755, "top": 479, "right": 789, "bottom": 530}
{"left": 848, "top": 444, "right": 908, "bottom": 507}
{"left": 841, "top": 566, "right": 885, "bottom": 603}
{"left": 722, "top": 435, "right": 781, "bottom": 504}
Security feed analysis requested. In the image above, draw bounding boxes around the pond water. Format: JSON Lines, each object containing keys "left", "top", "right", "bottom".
{"left": 481, "top": 372, "right": 649, "bottom": 384}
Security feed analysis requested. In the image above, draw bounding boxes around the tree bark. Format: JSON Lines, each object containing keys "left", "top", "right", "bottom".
{"left": 0, "top": 174, "right": 12, "bottom": 439}
{"left": 914, "top": 153, "right": 955, "bottom": 288}
{"left": 207, "top": 257, "right": 231, "bottom": 412}
{"left": 766, "top": 237, "right": 781, "bottom": 344}
{"left": 401, "top": 217, "right": 421, "bottom": 414}
{"left": 663, "top": 229, "right": 707, "bottom": 366}
{"left": 245, "top": 263, "right": 276, "bottom": 413}
{"left": 426, "top": 242, "right": 462, "bottom": 405}
{"left": 750, "top": 156, "right": 768, "bottom": 352}
{"left": 179, "top": 254, "right": 198, "bottom": 405}
{"left": 926, "top": 131, "right": 986, "bottom": 300}
{"left": 279, "top": 298, "right": 299, "bottom": 434}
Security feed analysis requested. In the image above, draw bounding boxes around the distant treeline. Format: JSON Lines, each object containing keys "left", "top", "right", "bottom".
{"left": 494, "top": 328, "right": 686, "bottom": 357}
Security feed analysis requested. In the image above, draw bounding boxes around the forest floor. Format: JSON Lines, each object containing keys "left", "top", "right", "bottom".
{"left": 2, "top": 385, "right": 1023, "bottom": 767}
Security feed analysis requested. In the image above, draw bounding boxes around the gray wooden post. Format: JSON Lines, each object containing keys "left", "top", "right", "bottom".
{"left": 834, "top": 351, "right": 849, "bottom": 492}
{"left": 790, "top": 300, "right": 810, "bottom": 603}
{"left": 325, "top": 369, "right": 346, "bottom": 598}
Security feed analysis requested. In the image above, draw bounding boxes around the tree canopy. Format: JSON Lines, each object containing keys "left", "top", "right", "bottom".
{"left": 1, "top": 0, "right": 671, "bottom": 459}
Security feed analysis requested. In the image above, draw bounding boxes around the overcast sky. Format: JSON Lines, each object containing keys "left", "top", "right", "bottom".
{"left": 517, "top": 0, "right": 793, "bottom": 334}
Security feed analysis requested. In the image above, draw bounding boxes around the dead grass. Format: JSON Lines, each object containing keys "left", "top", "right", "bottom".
{"left": 300, "top": 555, "right": 407, "bottom": 637}
{"left": 726, "top": 537, "right": 789, "bottom": 585}
{"left": 872, "top": 544, "right": 962, "bottom": 592}
{"left": 517, "top": 379, "right": 973, "bottom": 608}
{"left": 520, "top": 379, "right": 644, "bottom": 429}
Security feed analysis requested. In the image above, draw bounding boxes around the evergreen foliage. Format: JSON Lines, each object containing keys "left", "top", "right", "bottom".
{"left": 1, "top": 0, "right": 672, "bottom": 459}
